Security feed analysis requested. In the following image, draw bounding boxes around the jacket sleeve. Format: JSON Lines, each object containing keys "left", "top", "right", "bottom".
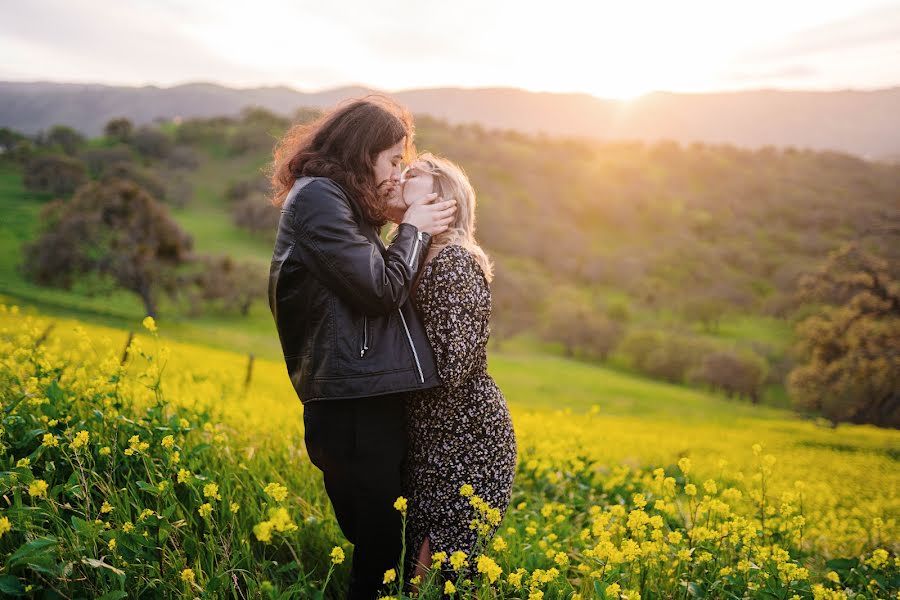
{"left": 292, "top": 179, "right": 431, "bottom": 316}
{"left": 419, "top": 246, "right": 491, "bottom": 387}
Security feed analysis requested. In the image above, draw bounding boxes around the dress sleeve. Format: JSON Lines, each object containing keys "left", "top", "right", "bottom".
{"left": 419, "top": 246, "right": 491, "bottom": 388}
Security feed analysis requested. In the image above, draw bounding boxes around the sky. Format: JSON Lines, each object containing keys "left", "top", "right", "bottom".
{"left": 2, "top": 0, "right": 899, "bottom": 100}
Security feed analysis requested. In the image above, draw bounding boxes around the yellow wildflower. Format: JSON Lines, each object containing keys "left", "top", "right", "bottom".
{"left": 254, "top": 520, "right": 273, "bottom": 543}
{"left": 476, "top": 554, "right": 502, "bottom": 583}
{"left": 203, "top": 483, "right": 221, "bottom": 501}
{"left": 71, "top": 430, "right": 89, "bottom": 450}
{"left": 330, "top": 546, "right": 345, "bottom": 565}
{"left": 142, "top": 316, "right": 157, "bottom": 333}
{"left": 449, "top": 550, "right": 468, "bottom": 570}
{"left": 28, "top": 479, "right": 49, "bottom": 498}
{"left": 264, "top": 482, "right": 288, "bottom": 502}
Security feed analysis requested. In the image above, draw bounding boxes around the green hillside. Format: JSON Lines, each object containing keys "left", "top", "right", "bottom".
{"left": 2, "top": 112, "right": 898, "bottom": 412}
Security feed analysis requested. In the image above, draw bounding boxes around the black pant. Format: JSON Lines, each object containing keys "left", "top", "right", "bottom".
{"left": 303, "top": 394, "right": 407, "bottom": 600}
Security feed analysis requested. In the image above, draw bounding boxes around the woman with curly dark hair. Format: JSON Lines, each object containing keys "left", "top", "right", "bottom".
{"left": 268, "top": 95, "right": 457, "bottom": 599}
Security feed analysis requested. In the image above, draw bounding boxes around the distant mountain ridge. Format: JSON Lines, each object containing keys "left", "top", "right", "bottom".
{"left": 1, "top": 80, "right": 899, "bottom": 159}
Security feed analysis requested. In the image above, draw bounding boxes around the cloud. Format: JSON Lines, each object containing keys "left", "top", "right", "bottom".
{"left": 722, "top": 64, "right": 820, "bottom": 83}
{"left": 739, "top": 3, "right": 900, "bottom": 62}
{"left": 0, "top": 0, "right": 264, "bottom": 84}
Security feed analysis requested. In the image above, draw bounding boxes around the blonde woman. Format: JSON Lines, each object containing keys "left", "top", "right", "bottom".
{"left": 393, "top": 153, "right": 517, "bottom": 583}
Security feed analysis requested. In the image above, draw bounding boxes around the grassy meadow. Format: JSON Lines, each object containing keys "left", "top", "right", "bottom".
{"left": 0, "top": 302, "right": 896, "bottom": 598}
{"left": 1, "top": 114, "right": 898, "bottom": 598}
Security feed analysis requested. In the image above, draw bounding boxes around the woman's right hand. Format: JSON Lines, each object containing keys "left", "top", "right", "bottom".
{"left": 402, "top": 193, "right": 457, "bottom": 235}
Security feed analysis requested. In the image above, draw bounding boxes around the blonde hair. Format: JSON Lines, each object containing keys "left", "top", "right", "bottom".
{"left": 412, "top": 152, "right": 493, "bottom": 282}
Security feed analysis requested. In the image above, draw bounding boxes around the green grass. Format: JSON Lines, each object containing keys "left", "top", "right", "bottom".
{"left": 0, "top": 151, "right": 797, "bottom": 415}
{"left": 167, "top": 149, "right": 273, "bottom": 263}
{"left": 489, "top": 351, "right": 790, "bottom": 420}
{"left": 0, "top": 156, "right": 282, "bottom": 358}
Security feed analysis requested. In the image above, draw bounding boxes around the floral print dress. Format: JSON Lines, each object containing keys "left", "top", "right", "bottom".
{"left": 403, "top": 244, "right": 518, "bottom": 575}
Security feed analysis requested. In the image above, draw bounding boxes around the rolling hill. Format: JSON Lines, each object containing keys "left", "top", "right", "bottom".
{"left": 2, "top": 81, "right": 900, "bottom": 159}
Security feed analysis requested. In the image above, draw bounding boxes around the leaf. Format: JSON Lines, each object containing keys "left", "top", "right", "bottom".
{"left": 71, "top": 516, "right": 97, "bottom": 538}
{"left": 681, "top": 581, "right": 705, "bottom": 598}
{"left": 188, "top": 443, "right": 212, "bottom": 457}
{"left": 81, "top": 558, "right": 126, "bottom": 577}
{"left": 825, "top": 557, "right": 858, "bottom": 571}
{"left": 6, "top": 536, "right": 60, "bottom": 577}
{"left": 0, "top": 575, "right": 26, "bottom": 596}
{"left": 135, "top": 481, "right": 159, "bottom": 496}
{"left": 45, "top": 380, "right": 64, "bottom": 403}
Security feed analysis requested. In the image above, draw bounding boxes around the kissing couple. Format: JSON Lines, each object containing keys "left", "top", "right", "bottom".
{"left": 268, "top": 95, "right": 517, "bottom": 599}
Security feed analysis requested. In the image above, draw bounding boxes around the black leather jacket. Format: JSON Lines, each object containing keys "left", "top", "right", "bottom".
{"left": 268, "top": 176, "right": 440, "bottom": 403}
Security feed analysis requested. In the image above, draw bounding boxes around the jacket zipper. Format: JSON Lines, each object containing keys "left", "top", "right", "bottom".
{"left": 360, "top": 316, "right": 369, "bottom": 357}
{"left": 397, "top": 309, "right": 424, "bottom": 383}
{"left": 407, "top": 230, "right": 424, "bottom": 267}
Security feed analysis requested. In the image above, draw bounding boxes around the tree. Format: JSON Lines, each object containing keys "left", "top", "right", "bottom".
{"left": 178, "top": 254, "right": 265, "bottom": 316}
{"left": 132, "top": 126, "right": 173, "bottom": 160}
{"left": 689, "top": 349, "right": 769, "bottom": 403}
{"left": 79, "top": 146, "right": 134, "bottom": 177}
{"left": 225, "top": 176, "right": 271, "bottom": 204}
{"left": 680, "top": 295, "right": 728, "bottom": 332}
{"left": 41, "top": 125, "right": 86, "bottom": 155}
{"left": 231, "top": 193, "right": 280, "bottom": 236}
{"left": 0, "top": 127, "right": 26, "bottom": 155}
{"left": 227, "top": 107, "right": 289, "bottom": 155}
{"left": 787, "top": 242, "right": 900, "bottom": 427}
{"left": 489, "top": 260, "right": 547, "bottom": 346}
{"left": 619, "top": 329, "right": 715, "bottom": 383}
{"left": 24, "top": 155, "right": 88, "bottom": 196}
{"left": 21, "top": 179, "right": 193, "bottom": 317}
{"left": 166, "top": 145, "right": 200, "bottom": 170}
{"left": 175, "top": 116, "right": 232, "bottom": 146}
{"left": 540, "top": 288, "right": 624, "bottom": 360}
{"left": 101, "top": 162, "right": 167, "bottom": 202}
{"left": 104, "top": 117, "right": 134, "bottom": 142}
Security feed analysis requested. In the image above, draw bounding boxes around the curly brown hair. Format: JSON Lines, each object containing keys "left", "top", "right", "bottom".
{"left": 269, "top": 94, "right": 415, "bottom": 226}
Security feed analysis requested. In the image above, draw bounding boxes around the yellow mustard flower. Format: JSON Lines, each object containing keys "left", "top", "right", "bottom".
{"left": 142, "top": 316, "right": 157, "bottom": 333}
{"left": 264, "top": 482, "right": 288, "bottom": 502}
{"left": 28, "top": 479, "right": 49, "bottom": 498}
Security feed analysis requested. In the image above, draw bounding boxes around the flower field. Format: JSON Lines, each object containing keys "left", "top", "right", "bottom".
{"left": 0, "top": 302, "right": 897, "bottom": 599}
